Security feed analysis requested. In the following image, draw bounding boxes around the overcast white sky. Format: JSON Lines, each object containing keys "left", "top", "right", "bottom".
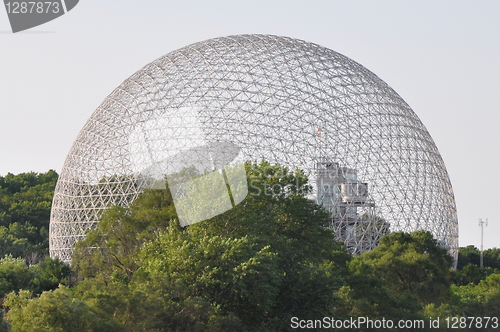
{"left": 1, "top": 1, "right": 499, "bottom": 249}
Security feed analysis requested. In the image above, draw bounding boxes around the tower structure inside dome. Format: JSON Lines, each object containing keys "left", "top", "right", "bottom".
{"left": 316, "top": 160, "right": 385, "bottom": 254}
{"left": 49, "top": 34, "right": 459, "bottom": 265}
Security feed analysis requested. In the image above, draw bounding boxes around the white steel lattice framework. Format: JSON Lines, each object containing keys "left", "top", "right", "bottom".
{"left": 49, "top": 34, "right": 459, "bottom": 264}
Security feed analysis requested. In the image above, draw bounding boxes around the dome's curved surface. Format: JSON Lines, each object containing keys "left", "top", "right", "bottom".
{"left": 49, "top": 34, "right": 458, "bottom": 263}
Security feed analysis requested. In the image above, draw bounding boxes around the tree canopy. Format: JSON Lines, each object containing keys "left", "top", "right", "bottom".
{"left": 2, "top": 166, "right": 500, "bottom": 331}
{"left": 0, "top": 170, "right": 58, "bottom": 262}
{"left": 68, "top": 162, "right": 349, "bottom": 331}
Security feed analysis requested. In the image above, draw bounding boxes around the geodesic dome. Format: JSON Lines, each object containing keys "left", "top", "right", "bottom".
{"left": 49, "top": 34, "right": 458, "bottom": 264}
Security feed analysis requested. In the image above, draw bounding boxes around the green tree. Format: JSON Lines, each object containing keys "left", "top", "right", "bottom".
{"left": 140, "top": 223, "right": 282, "bottom": 329}
{"left": 425, "top": 273, "right": 500, "bottom": 331}
{"left": 0, "top": 170, "right": 57, "bottom": 229}
{"left": 0, "top": 222, "right": 48, "bottom": 264}
{"left": 0, "top": 310, "right": 8, "bottom": 332}
{"left": 484, "top": 248, "right": 500, "bottom": 269}
{"left": 0, "top": 255, "right": 33, "bottom": 300}
{"left": 451, "top": 263, "right": 499, "bottom": 286}
{"left": 336, "top": 230, "right": 454, "bottom": 331}
{"left": 453, "top": 246, "right": 500, "bottom": 285}
{"left": 360, "top": 231, "right": 453, "bottom": 305}
{"left": 454, "top": 273, "right": 500, "bottom": 317}
{"left": 336, "top": 256, "right": 423, "bottom": 325}
{"left": 70, "top": 162, "right": 349, "bottom": 331}
{"left": 4, "top": 286, "right": 122, "bottom": 332}
{"left": 70, "top": 272, "right": 242, "bottom": 332}
{"left": 0, "top": 254, "right": 71, "bottom": 308}
{"left": 457, "top": 245, "right": 480, "bottom": 269}
{"left": 29, "top": 257, "right": 71, "bottom": 294}
{"left": 72, "top": 188, "right": 177, "bottom": 280}
{"left": 0, "top": 170, "right": 58, "bottom": 261}
{"left": 137, "top": 162, "right": 348, "bottom": 331}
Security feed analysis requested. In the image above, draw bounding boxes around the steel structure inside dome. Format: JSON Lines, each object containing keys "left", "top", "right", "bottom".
{"left": 49, "top": 34, "right": 459, "bottom": 264}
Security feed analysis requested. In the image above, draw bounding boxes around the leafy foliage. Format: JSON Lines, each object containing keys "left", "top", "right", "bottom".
{"left": 68, "top": 162, "right": 347, "bottom": 330}
{"left": 457, "top": 245, "right": 481, "bottom": 269}
{"left": 2, "top": 166, "right": 500, "bottom": 331}
{"left": 0, "top": 256, "right": 32, "bottom": 300}
{"left": 0, "top": 255, "right": 70, "bottom": 302}
{"left": 28, "top": 256, "right": 72, "bottom": 295}
{"left": 360, "top": 231, "right": 453, "bottom": 304}
{"left": 72, "top": 188, "right": 177, "bottom": 280}
{"left": 335, "top": 230, "right": 454, "bottom": 331}
{"left": 484, "top": 248, "right": 500, "bottom": 269}
{"left": 0, "top": 170, "right": 57, "bottom": 261}
{"left": 4, "top": 287, "right": 122, "bottom": 332}
{"left": 453, "top": 245, "right": 500, "bottom": 285}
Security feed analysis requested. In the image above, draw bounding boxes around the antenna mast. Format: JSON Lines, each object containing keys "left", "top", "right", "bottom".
{"left": 479, "top": 218, "right": 488, "bottom": 268}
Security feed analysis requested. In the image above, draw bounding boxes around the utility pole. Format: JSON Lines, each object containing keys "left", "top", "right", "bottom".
{"left": 479, "top": 218, "right": 488, "bottom": 268}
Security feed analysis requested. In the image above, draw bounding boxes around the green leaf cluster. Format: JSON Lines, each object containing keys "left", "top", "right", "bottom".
{"left": 5, "top": 287, "right": 121, "bottom": 332}
{"left": 0, "top": 171, "right": 57, "bottom": 261}
{"left": 0, "top": 255, "right": 70, "bottom": 300}
{"left": 2, "top": 165, "right": 500, "bottom": 331}
{"left": 335, "top": 234, "right": 500, "bottom": 332}
{"left": 31, "top": 162, "right": 344, "bottom": 331}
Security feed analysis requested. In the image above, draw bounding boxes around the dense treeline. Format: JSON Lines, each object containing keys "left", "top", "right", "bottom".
{"left": 0, "top": 171, "right": 71, "bottom": 331}
{"left": 0, "top": 166, "right": 499, "bottom": 331}
{"left": 0, "top": 171, "right": 58, "bottom": 263}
